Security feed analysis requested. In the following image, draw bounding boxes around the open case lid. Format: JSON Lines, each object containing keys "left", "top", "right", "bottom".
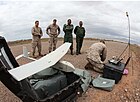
{"left": 0, "top": 36, "right": 21, "bottom": 95}
{"left": 0, "top": 36, "right": 19, "bottom": 68}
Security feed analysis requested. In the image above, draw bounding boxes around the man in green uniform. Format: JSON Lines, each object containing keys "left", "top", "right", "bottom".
{"left": 63, "top": 19, "right": 74, "bottom": 55}
{"left": 74, "top": 21, "right": 85, "bottom": 55}
{"left": 31, "top": 20, "right": 43, "bottom": 57}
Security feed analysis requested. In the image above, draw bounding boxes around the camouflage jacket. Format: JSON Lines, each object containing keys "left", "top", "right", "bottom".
{"left": 31, "top": 26, "right": 43, "bottom": 41}
{"left": 63, "top": 24, "right": 74, "bottom": 38}
{"left": 74, "top": 26, "right": 85, "bottom": 38}
{"left": 86, "top": 42, "right": 107, "bottom": 64}
{"left": 46, "top": 24, "right": 60, "bottom": 37}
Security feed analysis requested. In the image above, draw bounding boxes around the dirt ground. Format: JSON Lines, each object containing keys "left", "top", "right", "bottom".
{"left": 0, "top": 39, "right": 140, "bottom": 102}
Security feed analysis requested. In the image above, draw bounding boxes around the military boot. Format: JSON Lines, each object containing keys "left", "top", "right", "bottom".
{"left": 53, "top": 47, "right": 56, "bottom": 51}
{"left": 85, "top": 63, "right": 92, "bottom": 69}
{"left": 71, "top": 50, "right": 73, "bottom": 55}
{"left": 76, "top": 51, "right": 79, "bottom": 55}
{"left": 32, "top": 52, "right": 36, "bottom": 58}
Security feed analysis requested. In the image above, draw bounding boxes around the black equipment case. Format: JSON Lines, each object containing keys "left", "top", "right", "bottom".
{"left": 0, "top": 36, "right": 81, "bottom": 102}
{"left": 103, "top": 62, "right": 125, "bottom": 84}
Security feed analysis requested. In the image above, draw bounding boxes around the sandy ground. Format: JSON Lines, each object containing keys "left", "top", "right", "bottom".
{"left": 0, "top": 39, "right": 140, "bottom": 102}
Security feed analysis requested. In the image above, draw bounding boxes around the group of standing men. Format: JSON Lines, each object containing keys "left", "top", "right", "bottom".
{"left": 31, "top": 19, "right": 107, "bottom": 73}
{"left": 31, "top": 19, "right": 86, "bottom": 57}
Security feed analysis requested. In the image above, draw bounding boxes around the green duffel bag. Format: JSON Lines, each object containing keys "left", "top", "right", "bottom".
{"left": 31, "top": 73, "right": 67, "bottom": 99}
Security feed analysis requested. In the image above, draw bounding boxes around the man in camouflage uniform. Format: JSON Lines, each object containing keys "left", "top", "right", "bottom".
{"left": 85, "top": 40, "right": 107, "bottom": 73}
{"left": 74, "top": 21, "right": 85, "bottom": 55}
{"left": 46, "top": 19, "right": 60, "bottom": 53}
{"left": 63, "top": 19, "right": 74, "bottom": 55}
{"left": 31, "top": 20, "right": 43, "bottom": 57}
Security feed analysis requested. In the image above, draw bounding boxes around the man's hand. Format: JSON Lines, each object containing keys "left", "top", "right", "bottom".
{"left": 56, "top": 33, "right": 59, "bottom": 37}
{"left": 38, "top": 35, "right": 41, "bottom": 38}
{"left": 38, "top": 34, "right": 42, "bottom": 38}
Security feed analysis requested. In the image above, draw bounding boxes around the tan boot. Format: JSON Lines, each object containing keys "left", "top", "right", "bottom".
{"left": 39, "top": 52, "right": 43, "bottom": 57}
{"left": 32, "top": 53, "right": 36, "bottom": 58}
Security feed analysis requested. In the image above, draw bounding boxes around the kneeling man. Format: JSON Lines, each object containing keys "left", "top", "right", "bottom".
{"left": 85, "top": 40, "right": 107, "bottom": 73}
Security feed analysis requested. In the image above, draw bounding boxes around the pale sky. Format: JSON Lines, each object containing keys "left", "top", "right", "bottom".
{"left": 0, "top": 1, "right": 140, "bottom": 44}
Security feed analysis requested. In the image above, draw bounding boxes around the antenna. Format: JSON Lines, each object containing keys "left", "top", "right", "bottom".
{"left": 118, "top": 12, "right": 131, "bottom": 59}
{"left": 115, "top": 12, "right": 131, "bottom": 66}
{"left": 125, "top": 12, "right": 131, "bottom": 66}
{"left": 126, "top": 12, "right": 131, "bottom": 57}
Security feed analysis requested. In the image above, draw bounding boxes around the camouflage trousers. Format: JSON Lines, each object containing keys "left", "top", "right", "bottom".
{"left": 32, "top": 39, "right": 42, "bottom": 55}
{"left": 48, "top": 36, "right": 57, "bottom": 52}
{"left": 86, "top": 58, "right": 104, "bottom": 73}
